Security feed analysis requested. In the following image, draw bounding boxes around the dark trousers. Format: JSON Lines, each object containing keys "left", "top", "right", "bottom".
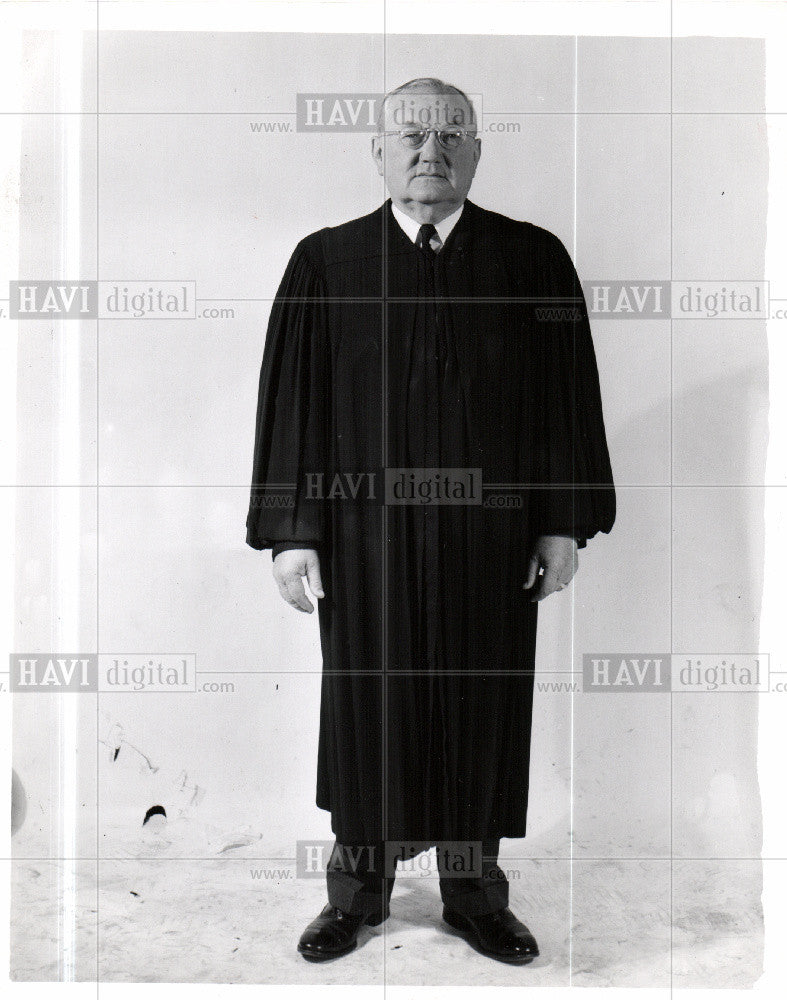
{"left": 326, "top": 839, "right": 508, "bottom": 920}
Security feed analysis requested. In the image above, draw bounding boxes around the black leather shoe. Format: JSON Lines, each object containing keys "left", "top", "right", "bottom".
{"left": 297, "top": 904, "right": 384, "bottom": 961}
{"left": 443, "top": 906, "right": 539, "bottom": 964}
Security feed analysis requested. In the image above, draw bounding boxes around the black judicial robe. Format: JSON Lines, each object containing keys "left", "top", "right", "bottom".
{"left": 246, "top": 199, "right": 615, "bottom": 844}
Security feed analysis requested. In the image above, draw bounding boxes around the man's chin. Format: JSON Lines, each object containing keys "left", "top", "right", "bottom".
{"left": 409, "top": 178, "right": 453, "bottom": 202}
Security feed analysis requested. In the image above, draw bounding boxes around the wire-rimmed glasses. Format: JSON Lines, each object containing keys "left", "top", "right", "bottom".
{"left": 378, "top": 126, "right": 477, "bottom": 150}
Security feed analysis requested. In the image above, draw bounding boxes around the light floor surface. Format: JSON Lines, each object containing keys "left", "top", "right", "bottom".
{"left": 10, "top": 845, "right": 762, "bottom": 987}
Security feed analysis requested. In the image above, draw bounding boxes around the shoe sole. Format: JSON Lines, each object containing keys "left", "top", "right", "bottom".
{"left": 442, "top": 911, "right": 538, "bottom": 965}
{"left": 298, "top": 940, "right": 358, "bottom": 962}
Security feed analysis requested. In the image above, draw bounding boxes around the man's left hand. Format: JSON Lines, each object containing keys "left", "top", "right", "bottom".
{"left": 523, "top": 535, "right": 578, "bottom": 602}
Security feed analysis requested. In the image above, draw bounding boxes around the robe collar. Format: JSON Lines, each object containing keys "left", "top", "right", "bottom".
{"left": 384, "top": 198, "right": 475, "bottom": 256}
{"left": 390, "top": 201, "right": 465, "bottom": 250}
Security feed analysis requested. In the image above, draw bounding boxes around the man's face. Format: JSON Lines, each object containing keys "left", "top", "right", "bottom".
{"left": 372, "top": 89, "right": 481, "bottom": 216}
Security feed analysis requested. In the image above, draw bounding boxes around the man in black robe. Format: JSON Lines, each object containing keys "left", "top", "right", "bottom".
{"left": 246, "top": 78, "right": 615, "bottom": 963}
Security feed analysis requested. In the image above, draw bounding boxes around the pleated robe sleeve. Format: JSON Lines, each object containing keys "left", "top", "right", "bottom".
{"left": 529, "top": 231, "right": 616, "bottom": 544}
{"left": 246, "top": 237, "right": 330, "bottom": 553}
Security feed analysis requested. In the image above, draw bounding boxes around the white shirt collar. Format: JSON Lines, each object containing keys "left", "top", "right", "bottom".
{"left": 390, "top": 201, "right": 465, "bottom": 251}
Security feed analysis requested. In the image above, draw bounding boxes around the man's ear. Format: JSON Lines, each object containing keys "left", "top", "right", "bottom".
{"left": 371, "top": 136, "right": 384, "bottom": 176}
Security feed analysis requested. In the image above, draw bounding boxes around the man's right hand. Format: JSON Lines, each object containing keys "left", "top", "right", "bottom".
{"left": 272, "top": 548, "right": 324, "bottom": 613}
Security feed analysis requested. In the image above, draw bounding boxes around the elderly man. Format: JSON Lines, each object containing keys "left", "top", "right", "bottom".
{"left": 247, "top": 78, "right": 615, "bottom": 963}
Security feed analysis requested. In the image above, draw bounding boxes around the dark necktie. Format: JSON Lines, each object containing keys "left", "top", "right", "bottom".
{"left": 417, "top": 223, "right": 438, "bottom": 258}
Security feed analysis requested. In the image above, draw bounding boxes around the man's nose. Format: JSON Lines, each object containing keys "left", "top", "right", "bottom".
{"left": 419, "top": 131, "right": 446, "bottom": 160}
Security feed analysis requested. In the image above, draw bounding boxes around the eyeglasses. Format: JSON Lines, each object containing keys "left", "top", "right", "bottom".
{"left": 378, "top": 127, "right": 476, "bottom": 150}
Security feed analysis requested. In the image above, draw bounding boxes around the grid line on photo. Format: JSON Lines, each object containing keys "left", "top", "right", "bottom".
{"left": 4, "top": 110, "right": 784, "bottom": 114}
{"left": 669, "top": 6, "right": 675, "bottom": 994}
{"left": 380, "top": 28, "right": 389, "bottom": 982}
{"left": 6, "top": 481, "right": 787, "bottom": 487}
{"left": 6, "top": 853, "right": 775, "bottom": 861}
{"left": 3, "top": 482, "right": 784, "bottom": 487}
{"left": 95, "top": 3, "right": 100, "bottom": 996}
{"left": 570, "top": 32, "right": 577, "bottom": 982}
